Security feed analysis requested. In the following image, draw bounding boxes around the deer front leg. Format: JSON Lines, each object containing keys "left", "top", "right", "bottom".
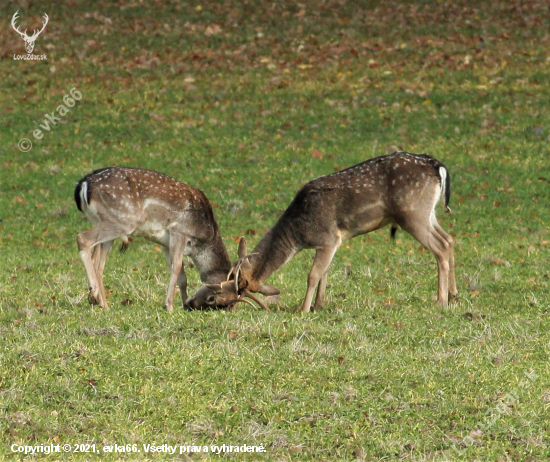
{"left": 163, "top": 236, "right": 185, "bottom": 312}
{"left": 299, "top": 242, "right": 340, "bottom": 313}
{"left": 176, "top": 266, "right": 188, "bottom": 308}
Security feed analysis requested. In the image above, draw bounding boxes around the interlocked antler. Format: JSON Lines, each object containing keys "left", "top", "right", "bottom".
{"left": 202, "top": 279, "right": 271, "bottom": 311}
{"left": 227, "top": 253, "right": 271, "bottom": 310}
{"left": 226, "top": 252, "right": 258, "bottom": 293}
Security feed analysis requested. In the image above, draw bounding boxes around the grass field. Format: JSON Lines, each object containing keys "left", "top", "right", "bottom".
{"left": 1, "top": 0, "right": 550, "bottom": 460}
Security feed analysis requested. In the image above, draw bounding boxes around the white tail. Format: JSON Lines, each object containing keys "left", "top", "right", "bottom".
{"left": 11, "top": 11, "right": 49, "bottom": 54}
{"left": 186, "top": 152, "right": 457, "bottom": 312}
{"left": 75, "top": 167, "right": 232, "bottom": 311}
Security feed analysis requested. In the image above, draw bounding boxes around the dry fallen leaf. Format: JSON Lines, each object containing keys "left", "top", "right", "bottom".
{"left": 13, "top": 196, "right": 28, "bottom": 205}
{"left": 491, "top": 258, "right": 510, "bottom": 267}
{"left": 469, "top": 429, "right": 484, "bottom": 439}
{"left": 205, "top": 24, "right": 222, "bottom": 35}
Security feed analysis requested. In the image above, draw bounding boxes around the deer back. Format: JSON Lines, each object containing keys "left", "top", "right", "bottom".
{"left": 277, "top": 151, "right": 449, "bottom": 243}
{"left": 75, "top": 167, "right": 219, "bottom": 246}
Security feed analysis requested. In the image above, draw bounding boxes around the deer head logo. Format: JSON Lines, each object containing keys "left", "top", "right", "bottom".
{"left": 11, "top": 11, "right": 49, "bottom": 54}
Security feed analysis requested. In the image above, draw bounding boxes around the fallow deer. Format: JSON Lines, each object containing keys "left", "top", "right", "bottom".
{"left": 74, "top": 166, "right": 236, "bottom": 311}
{"left": 185, "top": 152, "right": 457, "bottom": 312}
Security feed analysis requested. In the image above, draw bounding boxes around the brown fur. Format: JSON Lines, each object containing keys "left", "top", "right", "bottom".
{"left": 186, "top": 152, "right": 457, "bottom": 312}
{"left": 75, "top": 167, "right": 231, "bottom": 311}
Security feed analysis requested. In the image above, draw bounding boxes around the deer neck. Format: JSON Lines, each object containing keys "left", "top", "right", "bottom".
{"left": 248, "top": 221, "right": 299, "bottom": 287}
{"left": 192, "top": 232, "right": 232, "bottom": 284}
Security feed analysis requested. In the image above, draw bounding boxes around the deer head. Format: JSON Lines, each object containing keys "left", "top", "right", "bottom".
{"left": 184, "top": 237, "right": 280, "bottom": 310}
{"left": 12, "top": 11, "right": 49, "bottom": 54}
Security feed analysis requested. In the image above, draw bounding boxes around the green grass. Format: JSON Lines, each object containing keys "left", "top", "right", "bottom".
{"left": 1, "top": 0, "right": 550, "bottom": 460}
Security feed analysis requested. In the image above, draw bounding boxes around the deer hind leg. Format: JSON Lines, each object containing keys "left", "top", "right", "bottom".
{"left": 162, "top": 236, "right": 186, "bottom": 312}
{"left": 77, "top": 225, "right": 128, "bottom": 309}
{"left": 400, "top": 217, "right": 452, "bottom": 306}
{"left": 299, "top": 239, "right": 341, "bottom": 314}
{"left": 91, "top": 241, "right": 114, "bottom": 308}
{"left": 312, "top": 271, "right": 329, "bottom": 311}
{"left": 432, "top": 222, "right": 457, "bottom": 302}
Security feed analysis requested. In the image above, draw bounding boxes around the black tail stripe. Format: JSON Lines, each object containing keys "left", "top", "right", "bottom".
{"left": 74, "top": 167, "right": 112, "bottom": 212}
{"left": 74, "top": 179, "right": 85, "bottom": 212}
{"left": 432, "top": 162, "right": 451, "bottom": 209}
{"left": 445, "top": 167, "right": 451, "bottom": 208}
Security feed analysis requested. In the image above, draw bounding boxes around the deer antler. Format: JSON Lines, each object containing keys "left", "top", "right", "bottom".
{"left": 226, "top": 291, "right": 270, "bottom": 311}
{"left": 227, "top": 253, "right": 258, "bottom": 293}
{"left": 243, "top": 289, "right": 270, "bottom": 311}
{"left": 229, "top": 297, "right": 257, "bottom": 310}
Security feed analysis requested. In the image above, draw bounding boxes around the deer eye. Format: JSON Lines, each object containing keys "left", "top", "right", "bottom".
{"left": 206, "top": 295, "right": 216, "bottom": 304}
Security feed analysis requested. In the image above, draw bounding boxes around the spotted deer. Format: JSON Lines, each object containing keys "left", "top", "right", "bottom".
{"left": 74, "top": 167, "right": 235, "bottom": 311}
{"left": 185, "top": 152, "right": 457, "bottom": 312}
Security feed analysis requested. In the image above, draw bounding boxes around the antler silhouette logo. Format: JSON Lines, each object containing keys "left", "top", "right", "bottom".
{"left": 11, "top": 10, "right": 49, "bottom": 54}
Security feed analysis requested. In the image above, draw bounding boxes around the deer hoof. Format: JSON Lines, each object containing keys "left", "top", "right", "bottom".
{"left": 88, "top": 292, "right": 100, "bottom": 305}
{"left": 449, "top": 293, "right": 459, "bottom": 304}
{"left": 164, "top": 304, "right": 174, "bottom": 313}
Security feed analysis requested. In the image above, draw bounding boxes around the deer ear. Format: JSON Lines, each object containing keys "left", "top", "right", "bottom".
{"left": 257, "top": 283, "right": 280, "bottom": 296}
{"left": 238, "top": 237, "right": 248, "bottom": 259}
{"left": 204, "top": 283, "right": 222, "bottom": 291}
{"left": 220, "top": 280, "right": 237, "bottom": 292}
